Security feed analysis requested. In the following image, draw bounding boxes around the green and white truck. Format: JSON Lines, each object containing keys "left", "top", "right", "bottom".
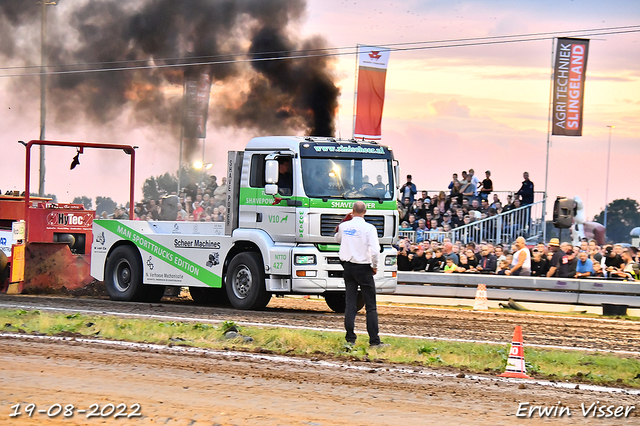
{"left": 91, "top": 136, "right": 399, "bottom": 311}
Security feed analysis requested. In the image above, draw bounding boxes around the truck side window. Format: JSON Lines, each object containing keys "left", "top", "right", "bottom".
{"left": 277, "top": 157, "right": 293, "bottom": 196}
{"left": 249, "top": 154, "right": 266, "bottom": 188}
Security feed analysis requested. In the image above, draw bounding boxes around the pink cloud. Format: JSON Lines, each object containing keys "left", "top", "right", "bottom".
{"left": 431, "top": 99, "right": 471, "bottom": 117}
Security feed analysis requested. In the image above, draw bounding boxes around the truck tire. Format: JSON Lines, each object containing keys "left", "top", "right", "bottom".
{"left": 105, "top": 246, "right": 144, "bottom": 301}
{"left": 324, "top": 292, "right": 365, "bottom": 313}
{"left": 189, "top": 286, "right": 230, "bottom": 306}
{"left": 225, "top": 252, "right": 271, "bottom": 310}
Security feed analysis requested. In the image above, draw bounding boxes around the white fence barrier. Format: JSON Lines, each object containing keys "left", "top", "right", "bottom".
{"left": 396, "top": 272, "right": 640, "bottom": 308}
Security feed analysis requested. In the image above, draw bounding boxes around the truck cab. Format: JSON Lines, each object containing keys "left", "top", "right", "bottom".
{"left": 231, "top": 136, "right": 398, "bottom": 311}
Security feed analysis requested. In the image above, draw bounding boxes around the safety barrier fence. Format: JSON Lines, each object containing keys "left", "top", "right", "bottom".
{"left": 395, "top": 272, "right": 640, "bottom": 308}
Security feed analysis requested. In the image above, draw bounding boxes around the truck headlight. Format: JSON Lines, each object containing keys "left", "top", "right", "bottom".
{"left": 385, "top": 256, "right": 397, "bottom": 266}
{"left": 294, "top": 255, "right": 316, "bottom": 265}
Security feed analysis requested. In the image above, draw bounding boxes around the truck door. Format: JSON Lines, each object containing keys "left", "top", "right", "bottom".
{"left": 258, "top": 154, "right": 298, "bottom": 242}
{"left": 241, "top": 153, "right": 297, "bottom": 241}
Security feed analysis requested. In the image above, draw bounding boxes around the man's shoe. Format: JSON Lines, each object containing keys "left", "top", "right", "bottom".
{"left": 370, "top": 342, "right": 390, "bottom": 349}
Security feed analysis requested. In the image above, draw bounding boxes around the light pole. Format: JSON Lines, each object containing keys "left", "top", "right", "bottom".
{"left": 38, "top": 0, "right": 58, "bottom": 197}
{"left": 603, "top": 125, "right": 615, "bottom": 231}
{"left": 194, "top": 162, "right": 213, "bottom": 188}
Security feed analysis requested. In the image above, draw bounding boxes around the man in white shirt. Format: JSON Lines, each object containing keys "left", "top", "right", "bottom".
{"left": 505, "top": 236, "right": 531, "bottom": 276}
{"left": 335, "top": 201, "right": 385, "bottom": 347}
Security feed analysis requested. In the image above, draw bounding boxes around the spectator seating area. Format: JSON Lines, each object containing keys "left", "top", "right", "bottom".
{"left": 397, "top": 169, "right": 545, "bottom": 247}
{"left": 98, "top": 175, "right": 227, "bottom": 223}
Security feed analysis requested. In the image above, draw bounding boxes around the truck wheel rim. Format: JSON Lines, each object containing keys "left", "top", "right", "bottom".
{"left": 114, "top": 259, "right": 132, "bottom": 293}
{"left": 232, "top": 265, "right": 252, "bottom": 299}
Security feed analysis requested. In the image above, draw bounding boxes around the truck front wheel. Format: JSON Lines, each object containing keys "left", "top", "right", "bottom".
{"left": 225, "top": 252, "right": 271, "bottom": 310}
{"left": 324, "top": 292, "right": 365, "bottom": 313}
{"left": 105, "top": 246, "right": 144, "bottom": 301}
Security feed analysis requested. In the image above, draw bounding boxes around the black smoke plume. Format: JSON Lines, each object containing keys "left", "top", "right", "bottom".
{"left": 0, "top": 0, "right": 340, "bottom": 149}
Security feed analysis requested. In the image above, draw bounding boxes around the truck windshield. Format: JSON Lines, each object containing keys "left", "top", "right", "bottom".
{"left": 301, "top": 158, "right": 393, "bottom": 200}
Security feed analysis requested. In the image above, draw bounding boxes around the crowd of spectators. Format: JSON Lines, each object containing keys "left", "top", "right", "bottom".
{"left": 397, "top": 170, "right": 535, "bottom": 241}
{"left": 395, "top": 236, "right": 640, "bottom": 281}
{"left": 98, "top": 175, "right": 228, "bottom": 223}
{"left": 394, "top": 169, "right": 640, "bottom": 281}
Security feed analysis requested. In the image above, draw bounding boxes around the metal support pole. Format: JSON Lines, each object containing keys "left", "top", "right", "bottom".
{"left": 38, "top": 0, "right": 47, "bottom": 196}
{"left": 178, "top": 73, "right": 186, "bottom": 194}
{"left": 129, "top": 148, "right": 136, "bottom": 219}
{"left": 177, "top": 127, "right": 183, "bottom": 194}
{"left": 351, "top": 44, "right": 359, "bottom": 139}
{"left": 201, "top": 137, "right": 206, "bottom": 187}
{"left": 604, "top": 125, "right": 614, "bottom": 231}
{"left": 542, "top": 38, "right": 556, "bottom": 244}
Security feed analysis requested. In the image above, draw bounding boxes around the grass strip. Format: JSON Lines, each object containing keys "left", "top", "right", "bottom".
{"left": 1, "top": 308, "right": 639, "bottom": 388}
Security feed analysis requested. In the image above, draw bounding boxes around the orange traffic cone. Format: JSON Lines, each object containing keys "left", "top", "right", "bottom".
{"left": 499, "top": 325, "right": 531, "bottom": 379}
{"left": 473, "top": 284, "right": 488, "bottom": 311}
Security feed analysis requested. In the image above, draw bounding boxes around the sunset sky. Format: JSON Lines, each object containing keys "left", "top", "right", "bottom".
{"left": 1, "top": 0, "right": 639, "bottom": 221}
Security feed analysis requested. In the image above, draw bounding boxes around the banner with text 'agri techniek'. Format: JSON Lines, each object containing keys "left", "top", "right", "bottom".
{"left": 552, "top": 38, "right": 590, "bottom": 136}
{"left": 354, "top": 46, "right": 390, "bottom": 140}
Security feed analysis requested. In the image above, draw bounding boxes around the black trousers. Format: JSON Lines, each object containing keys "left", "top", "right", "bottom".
{"left": 343, "top": 262, "right": 380, "bottom": 345}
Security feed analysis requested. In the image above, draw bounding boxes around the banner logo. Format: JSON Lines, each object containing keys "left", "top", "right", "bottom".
{"left": 206, "top": 252, "right": 220, "bottom": 267}
{"left": 355, "top": 45, "right": 391, "bottom": 140}
{"left": 47, "top": 212, "right": 94, "bottom": 228}
{"left": 552, "top": 38, "right": 590, "bottom": 137}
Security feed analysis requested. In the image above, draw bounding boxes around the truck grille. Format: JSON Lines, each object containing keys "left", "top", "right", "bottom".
{"left": 321, "top": 214, "right": 384, "bottom": 238}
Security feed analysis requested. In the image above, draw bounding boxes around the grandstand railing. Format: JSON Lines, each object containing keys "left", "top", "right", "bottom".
{"left": 448, "top": 200, "right": 545, "bottom": 245}
{"left": 398, "top": 200, "right": 545, "bottom": 245}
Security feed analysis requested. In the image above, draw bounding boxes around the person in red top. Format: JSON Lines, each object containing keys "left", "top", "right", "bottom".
{"left": 193, "top": 201, "right": 205, "bottom": 221}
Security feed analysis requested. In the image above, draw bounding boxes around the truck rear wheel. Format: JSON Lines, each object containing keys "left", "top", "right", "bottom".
{"left": 324, "top": 292, "right": 365, "bottom": 313}
{"left": 225, "top": 252, "right": 271, "bottom": 310}
{"left": 105, "top": 246, "right": 144, "bottom": 301}
{"left": 189, "top": 286, "right": 230, "bottom": 306}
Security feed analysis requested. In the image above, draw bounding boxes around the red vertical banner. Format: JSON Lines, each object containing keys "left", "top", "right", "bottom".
{"left": 183, "top": 71, "right": 212, "bottom": 139}
{"left": 552, "top": 38, "right": 590, "bottom": 136}
{"left": 354, "top": 46, "right": 390, "bottom": 140}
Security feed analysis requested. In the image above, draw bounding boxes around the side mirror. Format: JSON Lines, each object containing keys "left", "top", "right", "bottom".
{"left": 265, "top": 184, "right": 278, "bottom": 196}
{"left": 393, "top": 161, "right": 400, "bottom": 189}
{"left": 265, "top": 159, "right": 279, "bottom": 184}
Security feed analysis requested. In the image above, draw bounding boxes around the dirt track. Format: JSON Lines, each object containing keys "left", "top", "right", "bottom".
{"left": 1, "top": 294, "right": 639, "bottom": 425}
{"left": 1, "top": 337, "right": 638, "bottom": 425}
